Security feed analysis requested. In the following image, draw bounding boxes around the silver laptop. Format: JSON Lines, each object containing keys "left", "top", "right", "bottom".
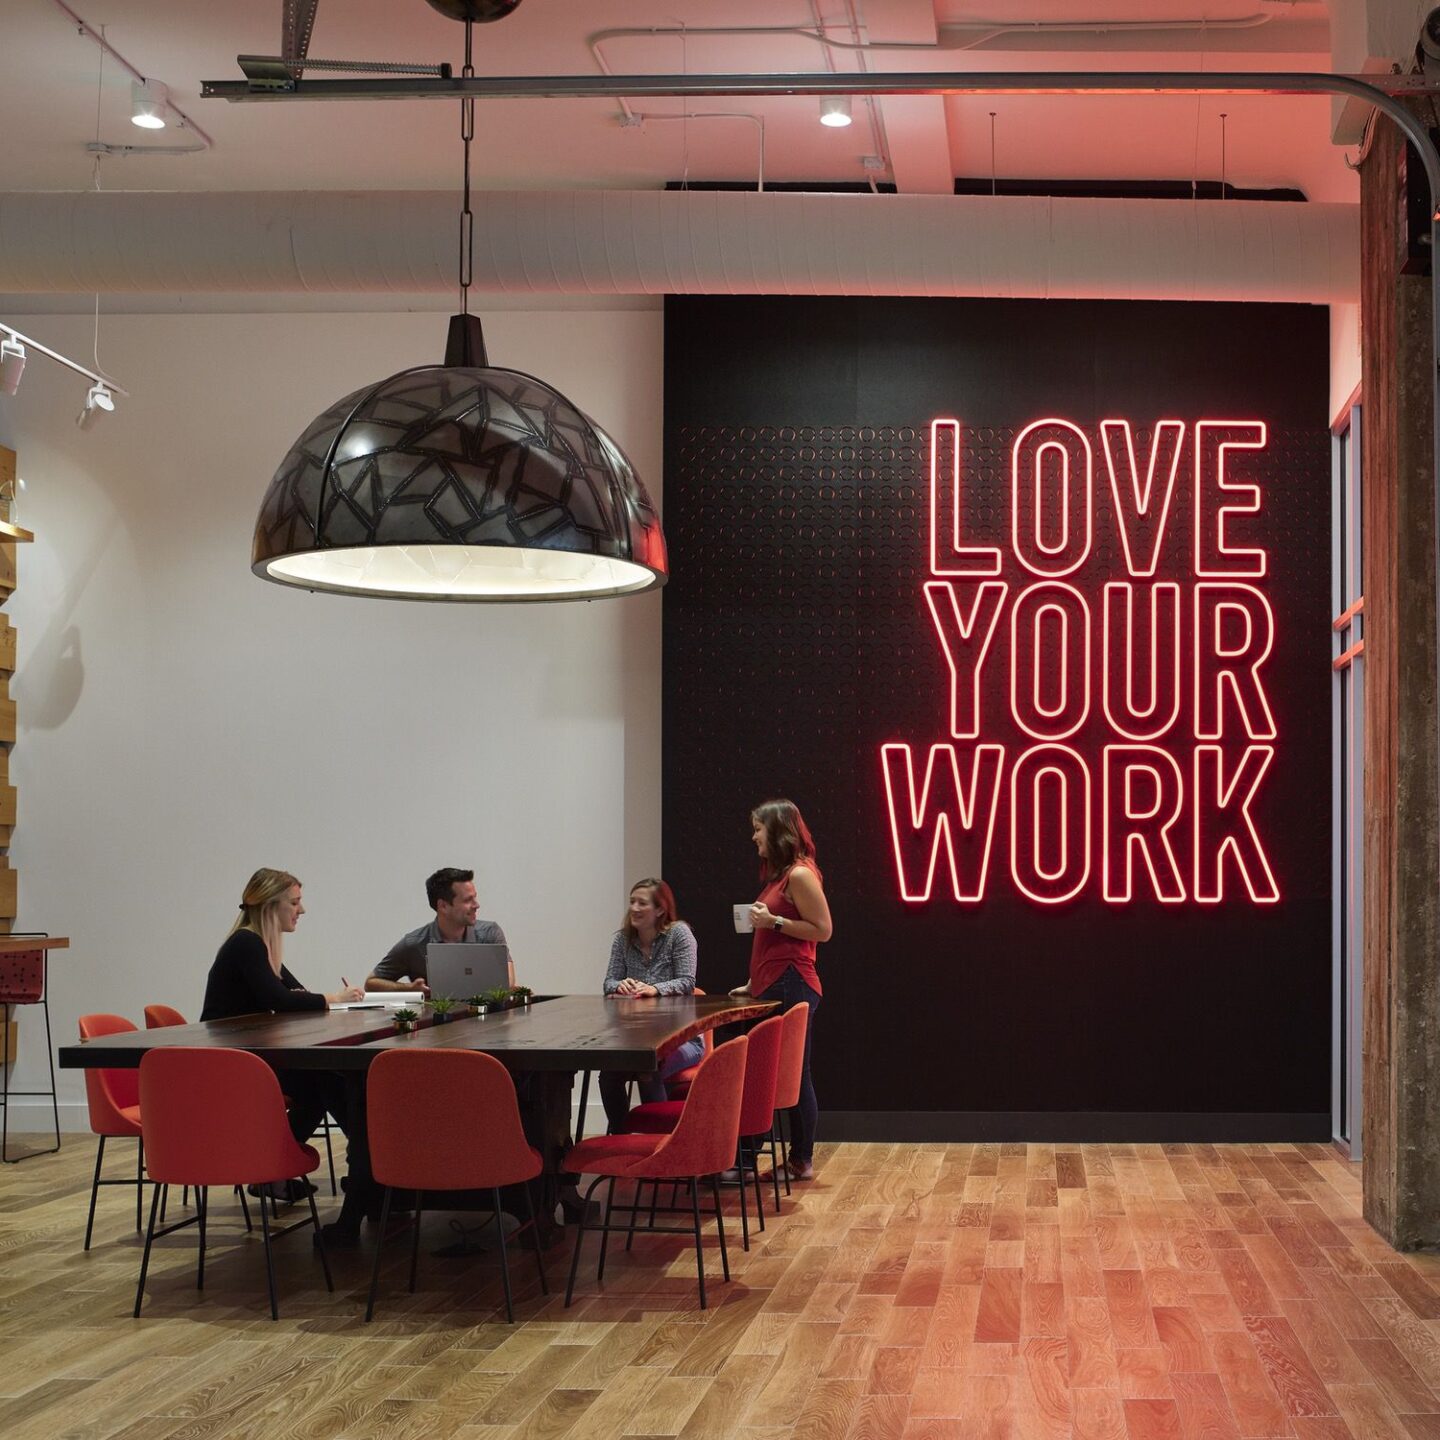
{"left": 426, "top": 942, "right": 513, "bottom": 999}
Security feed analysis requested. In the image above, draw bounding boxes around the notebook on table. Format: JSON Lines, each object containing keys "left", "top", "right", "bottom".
{"left": 425, "top": 942, "right": 513, "bottom": 1000}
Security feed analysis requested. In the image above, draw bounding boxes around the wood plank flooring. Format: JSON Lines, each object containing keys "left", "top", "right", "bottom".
{"left": 3, "top": 1135, "right": 1437, "bottom": 1440}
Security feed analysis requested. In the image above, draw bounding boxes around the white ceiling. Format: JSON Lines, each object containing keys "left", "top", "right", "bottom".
{"left": 0, "top": 0, "right": 1357, "bottom": 202}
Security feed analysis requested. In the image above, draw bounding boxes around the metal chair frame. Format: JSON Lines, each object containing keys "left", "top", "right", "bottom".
{"left": 0, "top": 933, "right": 60, "bottom": 1164}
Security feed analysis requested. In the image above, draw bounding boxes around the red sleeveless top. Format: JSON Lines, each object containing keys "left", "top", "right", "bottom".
{"left": 749, "top": 865, "right": 822, "bottom": 996}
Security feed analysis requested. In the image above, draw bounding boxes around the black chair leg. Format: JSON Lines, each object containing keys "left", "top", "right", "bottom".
{"left": 308, "top": 1186, "right": 333, "bottom": 1292}
{"left": 710, "top": 1174, "right": 730, "bottom": 1282}
{"left": 575, "top": 1069, "right": 591, "bottom": 1142}
{"left": 689, "top": 1177, "right": 707, "bottom": 1310}
{"left": 409, "top": 1194, "right": 424, "bottom": 1294}
{"left": 236, "top": 1185, "right": 253, "bottom": 1232}
{"left": 365, "top": 1186, "right": 394, "bottom": 1322}
{"left": 321, "top": 1114, "right": 337, "bottom": 1196}
{"left": 625, "top": 1180, "right": 642, "bottom": 1252}
{"left": 768, "top": 1127, "right": 783, "bottom": 1211}
{"left": 522, "top": 1184, "right": 548, "bottom": 1295}
{"left": 0, "top": 1001, "right": 9, "bottom": 1163}
{"left": 41, "top": 992, "right": 60, "bottom": 1156}
{"left": 84, "top": 1135, "right": 106, "bottom": 1251}
{"left": 133, "top": 1181, "right": 162, "bottom": 1317}
{"left": 736, "top": 1149, "right": 750, "bottom": 1251}
{"left": 136, "top": 1136, "right": 145, "bottom": 1232}
{"left": 196, "top": 1187, "right": 207, "bottom": 1289}
{"left": 779, "top": 1113, "right": 792, "bottom": 1196}
{"left": 493, "top": 1188, "right": 515, "bottom": 1323}
{"left": 596, "top": 1177, "right": 617, "bottom": 1284}
{"left": 258, "top": 1193, "right": 280, "bottom": 1321}
{"left": 565, "top": 1175, "right": 604, "bottom": 1307}
{"left": 751, "top": 1146, "right": 767, "bottom": 1231}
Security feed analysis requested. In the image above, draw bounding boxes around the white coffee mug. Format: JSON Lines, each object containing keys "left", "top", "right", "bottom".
{"left": 732, "top": 903, "right": 754, "bottom": 934}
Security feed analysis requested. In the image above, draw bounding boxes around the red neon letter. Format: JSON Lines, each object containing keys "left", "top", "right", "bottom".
{"left": 1010, "top": 744, "right": 1091, "bottom": 904}
{"left": 1194, "top": 583, "right": 1277, "bottom": 740}
{"left": 1102, "top": 582, "right": 1181, "bottom": 740}
{"left": 1011, "top": 419, "right": 1093, "bottom": 577}
{"left": 1195, "top": 421, "right": 1267, "bottom": 577}
{"left": 1193, "top": 745, "right": 1280, "bottom": 903}
{"left": 930, "top": 419, "right": 1002, "bottom": 577}
{"left": 1102, "top": 745, "right": 1186, "bottom": 903}
{"left": 925, "top": 580, "right": 1008, "bottom": 740}
{"left": 881, "top": 743, "right": 1005, "bottom": 902}
{"left": 1100, "top": 419, "right": 1185, "bottom": 578}
{"left": 1010, "top": 582, "right": 1092, "bottom": 740}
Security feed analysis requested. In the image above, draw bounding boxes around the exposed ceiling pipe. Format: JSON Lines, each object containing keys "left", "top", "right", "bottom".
{"left": 0, "top": 190, "right": 1357, "bottom": 304}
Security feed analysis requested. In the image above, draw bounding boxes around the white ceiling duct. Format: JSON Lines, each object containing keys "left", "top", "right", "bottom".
{"left": 0, "top": 189, "right": 1356, "bottom": 303}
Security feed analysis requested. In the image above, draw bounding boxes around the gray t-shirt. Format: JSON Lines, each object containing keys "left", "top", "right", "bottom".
{"left": 371, "top": 918, "right": 508, "bottom": 984}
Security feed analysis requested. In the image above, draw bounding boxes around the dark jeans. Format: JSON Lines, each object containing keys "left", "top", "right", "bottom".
{"left": 758, "top": 967, "right": 821, "bottom": 1163}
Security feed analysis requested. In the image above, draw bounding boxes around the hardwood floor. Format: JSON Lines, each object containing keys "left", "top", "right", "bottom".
{"left": 2, "top": 1135, "right": 1436, "bottom": 1440}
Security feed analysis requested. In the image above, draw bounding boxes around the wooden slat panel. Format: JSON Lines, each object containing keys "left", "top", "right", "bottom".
{"left": 0, "top": 864, "right": 15, "bottom": 918}
{"left": 0, "top": 615, "right": 14, "bottom": 672}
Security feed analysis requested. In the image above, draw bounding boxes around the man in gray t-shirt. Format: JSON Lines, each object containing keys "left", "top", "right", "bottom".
{"left": 365, "top": 867, "right": 510, "bottom": 995}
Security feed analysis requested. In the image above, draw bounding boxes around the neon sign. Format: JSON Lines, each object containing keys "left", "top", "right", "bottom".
{"left": 882, "top": 418, "right": 1279, "bottom": 905}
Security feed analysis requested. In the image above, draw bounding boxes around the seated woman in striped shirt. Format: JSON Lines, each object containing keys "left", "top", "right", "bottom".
{"left": 599, "top": 877, "right": 703, "bottom": 1132}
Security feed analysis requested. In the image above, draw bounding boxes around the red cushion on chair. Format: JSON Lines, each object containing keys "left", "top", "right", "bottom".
{"left": 368, "top": 1049, "right": 542, "bottom": 1193}
{"left": 0, "top": 948, "right": 44, "bottom": 1005}
{"left": 774, "top": 1004, "right": 809, "bottom": 1111}
{"left": 143, "top": 1004, "right": 187, "bottom": 1029}
{"left": 567, "top": 1132, "right": 663, "bottom": 1175}
{"left": 78, "top": 1013, "right": 143, "bottom": 1135}
{"left": 139, "top": 1048, "right": 322, "bottom": 1188}
{"left": 622, "top": 1100, "right": 684, "bottom": 1135}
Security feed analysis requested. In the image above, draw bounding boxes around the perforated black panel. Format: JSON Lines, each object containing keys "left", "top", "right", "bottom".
{"left": 663, "top": 297, "right": 1331, "bottom": 1133}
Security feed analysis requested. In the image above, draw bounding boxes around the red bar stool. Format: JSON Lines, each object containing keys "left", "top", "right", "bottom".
{"left": 0, "top": 940, "right": 60, "bottom": 1163}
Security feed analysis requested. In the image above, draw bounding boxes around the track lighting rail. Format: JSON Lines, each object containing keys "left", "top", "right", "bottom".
{"left": 0, "top": 324, "right": 129, "bottom": 398}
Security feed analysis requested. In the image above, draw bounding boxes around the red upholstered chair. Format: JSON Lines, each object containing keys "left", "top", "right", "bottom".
{"left": 563, "top": 1033, "right": 748, "bottom": 1310}
{"left": 78, "top": 1013, "right": 150, "bottom": 1250}
{"left": 135, "top": 1047, "right": 331, "bottom": 1321}
{"left": 771, "top": 1003, "right": 810, "bottom": 1199}
{"left": 623, "top": 1014, "right": 784, "bottom": 1250}
{"left": 365, "top": 1049, "right": 546, "bottom": 1323}
{"left": 663, "top": 987, "right": 711, "bottom": 1100}
{"left": 0, "top": 942, "right": 61, "bottom": 1163}
{"left": 142, "top": 1005, "right": 260, "bottom": 1225}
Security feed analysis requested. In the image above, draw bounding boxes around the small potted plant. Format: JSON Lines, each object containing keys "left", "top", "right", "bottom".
{"left": 428, "top": 995, "right": 457, "bottom": 1024}
{"left": 484, "top": 986, "right": 513, "bottom": 1011}
{"left": 392, "top": 1007, "right": 419, "bottom": 1035}
{"left": 466, "top": 993, "right": 488, "bottom": 1016}
{"left": 510, "top": 985, "right": 533, "bottom": 1007}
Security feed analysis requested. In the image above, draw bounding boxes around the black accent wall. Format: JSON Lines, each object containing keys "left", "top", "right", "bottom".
{"left": 662, "top": 296, "right": 1331, "bottom": 1140}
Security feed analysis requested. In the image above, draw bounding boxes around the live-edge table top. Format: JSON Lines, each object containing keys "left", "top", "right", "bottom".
{"left": 57, "top": 994, "right": 776, "bottom": 1073}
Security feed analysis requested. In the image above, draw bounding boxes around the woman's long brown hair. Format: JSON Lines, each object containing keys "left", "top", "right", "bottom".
{"left": 621, "top": 878, "right": 681, "bottom": 943}
{"left": 752, "top": 799, "right": 822, "bottom": 882}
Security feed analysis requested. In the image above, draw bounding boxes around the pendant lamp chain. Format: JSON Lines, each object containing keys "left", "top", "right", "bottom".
{"left": 458, "top": 18, "right": 475, "bottom": 317}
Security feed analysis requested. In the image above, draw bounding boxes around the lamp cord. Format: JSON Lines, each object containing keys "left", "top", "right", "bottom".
{"left": 459, "top": 18, "right": 475, "bottom": 318}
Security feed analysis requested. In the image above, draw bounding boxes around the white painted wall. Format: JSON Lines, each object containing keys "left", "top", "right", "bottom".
{"left": 0, "top": 308, "right": 664, "bottom": 1124}
{"left": 1330, "top": 302, "right": 1362, "bottom": 423}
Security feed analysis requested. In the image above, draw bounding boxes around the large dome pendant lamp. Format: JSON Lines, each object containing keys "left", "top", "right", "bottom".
{"left": 251, "top": 4, "right": 667, "bottom": 601}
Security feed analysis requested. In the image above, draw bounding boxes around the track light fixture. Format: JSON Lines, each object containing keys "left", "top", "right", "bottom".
{"left": 76, "top": 382, "right": 115, "bottom": 429}
{"left": 819, "top": 95, "right": 853, "bottom": 127}
{"left": 130, "top": 78, "right": 169, "bottom": 128}
{"left": 0, "top": 337, "right": 24, "bottom": 396}
{"left": 0, "top": 323, "right": 128, "bottom": 425}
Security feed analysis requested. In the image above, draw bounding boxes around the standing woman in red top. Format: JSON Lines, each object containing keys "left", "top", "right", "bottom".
{"left": 748, "top": 799, "right": 832, "bottom": 1180}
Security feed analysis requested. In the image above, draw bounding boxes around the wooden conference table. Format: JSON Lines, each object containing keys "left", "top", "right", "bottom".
{"left": 59, "top": 994, "right": 775, "bottom": 1227}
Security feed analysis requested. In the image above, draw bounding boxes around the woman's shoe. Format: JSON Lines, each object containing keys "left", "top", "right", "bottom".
{"left": 787, "top": 1158, "right": 815, "bottom": 1181}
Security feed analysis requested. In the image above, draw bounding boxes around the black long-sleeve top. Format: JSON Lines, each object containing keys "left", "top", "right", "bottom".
{"left": 200, "top": 928, "right": 327, "bottom": 1021}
